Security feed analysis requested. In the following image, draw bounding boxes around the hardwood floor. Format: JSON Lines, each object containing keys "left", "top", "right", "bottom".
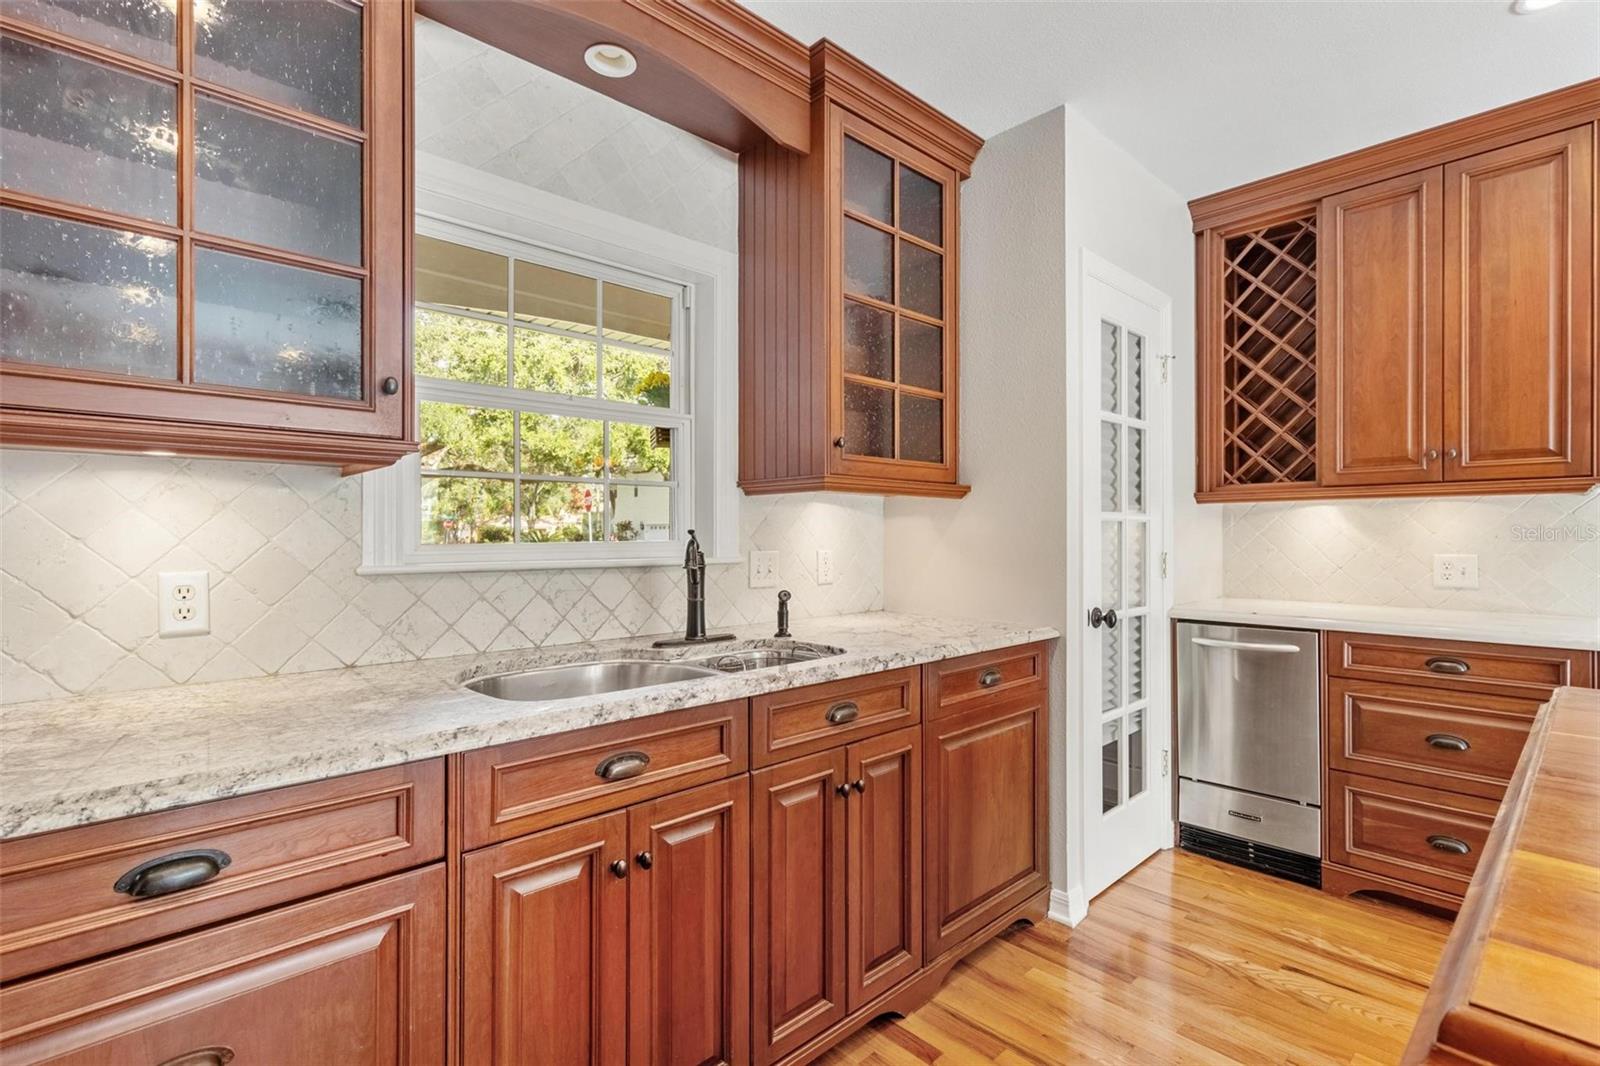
{"left": 816, "top": 850, "right": 1450, "bottom": 1065}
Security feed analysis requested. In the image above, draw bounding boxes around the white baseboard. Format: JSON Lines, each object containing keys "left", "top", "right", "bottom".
{"left": 1046, "top": 885, "right": 1088, "bottom": 927}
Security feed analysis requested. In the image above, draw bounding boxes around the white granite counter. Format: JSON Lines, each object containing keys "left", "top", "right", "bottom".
{"left": 0, "top": 612, "right": 1056, "bottom": 839}
{"left": 1171, "top": 598, "right": 1599, "bottom": 651}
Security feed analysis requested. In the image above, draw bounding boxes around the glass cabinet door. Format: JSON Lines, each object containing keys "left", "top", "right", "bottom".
{"left": 834, "top": 114, "right": 956, "bottom": 479}
{"left": 0, "top": 0, "right": 408, "bottom": 457}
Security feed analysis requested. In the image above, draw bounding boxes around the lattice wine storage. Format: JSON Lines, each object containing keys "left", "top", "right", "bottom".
{"left": 1219, "top": 213, "right": 1318, "bottom": 486}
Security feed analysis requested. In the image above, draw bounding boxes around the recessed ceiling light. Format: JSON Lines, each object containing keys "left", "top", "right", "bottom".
{"left": 1510, "top": 0, "right": 1562, "bottom": 12}
{"left": 584, "top": 43, "right": 637, "bottom": 79}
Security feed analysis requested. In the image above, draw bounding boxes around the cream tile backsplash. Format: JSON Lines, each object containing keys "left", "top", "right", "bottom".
{"left": 1222, "top": 491, "right": 1599, "bottom": 616}
{"left": 0, "top": 451, "right": 883, "bottom": 704}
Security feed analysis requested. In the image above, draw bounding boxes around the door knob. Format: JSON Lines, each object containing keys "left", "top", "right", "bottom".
{"left": 1088, "top": 607, "right": 1118, "bottom": 630}
{"left": 381, "top": 376, "right": 400, "bottom": 395}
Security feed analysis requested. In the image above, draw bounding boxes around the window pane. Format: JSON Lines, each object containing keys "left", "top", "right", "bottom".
{"left": 414, "top": 309, "right": 506, "bottom": 386}
{"left": 610, "top": 484, "right": 671, "bottom": 542}
{"left": 1102, "top": 519, "right": 1123, "bottom": 611}
{"left": 842, "top": 136, "right": 892, "bottom": 224}
{"left": 1129, "top": 330, "right": 1146, "bottom": 419}
{"left": 416, "top": 236, "right": 507, "bottom": 317}
{"left": 192, "top": 247, "right": 361, "bottom": 399}
{"left": 5, "top": 0, "right": 175, "bottom": 65}
{"left": 520, "top": 412, "right": 603, "bottom": 479}
{"left": 514, "top": 329, "right": 598, "bottom": 397}
{"left": 0, "top": 35, "right": 176, "bottom": 223}
{"left": 1100, "top": 421, "right": 1121, "bottom": 511}
{"left": 1129, "top": 426, "right": 1146, "bottom": 513}
{"left": 1129, "top": 520, "right": 1148, "bottom": 609}
{"left": 193, "top": 0, "right": 362, "bottom": 128}
{"left": 842, "top": 300, "right": 892, "bottom": 381}
{"left": 0, "top": 208, "right": 175, "bottom": 379}
{"left": 1102, "top": 617, "right": 1122, "bottom": 714}
{"left": 419, "top": 402, "right": 513, "bottom": 474}
{"left": 521, "top": 481, "right": 605, "bottom": 543}
{"left": 899, "top": 241, "right": 942, "bottom": 319}
{"left": 1129, "top": 616, "right": 1146, "bottom": 704}
{"left": 514, "top": 260, "right": 595, "bottom": 333}
{"left": 900, "top": 165, "right": 943, "bottom": 245}
{"left": 610, "top": 423, "right": 672, "bottom": 479}
{"left": 900, "top": 394, "right": 942, "bottom": 464}
{"left": 421, "top": 476, "right": 513, "bottom": 545}
{"left": 900, "top": 318, "right": 942, "bottom": 391}
{"left": 1100, "top": 320, "right": 1120, "bottom": 413}
{"left": 602, "top": 282, "right": 670, "bottom": 348}
{"left": 1101, "top": 719, "right": 1121, "bottom": 813}
{"left": 193, "top": 95, "right": 361, "bottom": 265}
{"left": 843, "top": 218, "right": 892, "bottom": 303}
{"left": 603, "top": 345, "right": 670, "bottom": 407}
{"left": 843, "top": 381, "right": 894, "bottom": 459}
{"left": 1128, "top": 709, "right": 1146, "bottom": 798}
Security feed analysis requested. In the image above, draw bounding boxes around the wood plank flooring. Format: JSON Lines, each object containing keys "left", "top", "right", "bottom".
{"left": 816, "top": 850, "right": 1450, "bottom": 1065}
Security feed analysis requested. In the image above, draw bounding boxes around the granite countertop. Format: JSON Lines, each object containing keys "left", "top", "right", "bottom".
{"left": 1171, "top": 597, "right": 1599, "bottom": 651}
{"left": 0, "top": 612, "right": 1057, "bottom": 839}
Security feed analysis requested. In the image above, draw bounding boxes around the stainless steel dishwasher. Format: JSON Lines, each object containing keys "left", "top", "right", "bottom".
{"left": 1176, "top": 620, "right": 1321, "bottom": 885}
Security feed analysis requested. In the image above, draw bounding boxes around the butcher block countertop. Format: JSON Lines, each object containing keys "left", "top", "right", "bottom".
{"left": 1404, "top": 685, "right": 1600, "bottom": 1065}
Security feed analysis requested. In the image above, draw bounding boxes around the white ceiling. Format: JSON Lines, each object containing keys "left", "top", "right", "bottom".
{"left": 745, "top": 0, "right": 1600, "bottom": 200}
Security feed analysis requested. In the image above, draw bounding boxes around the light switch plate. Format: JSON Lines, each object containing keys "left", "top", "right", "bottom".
{"left": 815, "top": 549, "right": 835, "bottom": 585}
{"left": 1432, "top": 554, "right": 1479, "bottom": 589}
{"left": 158, "top": 570, "right": 210, "bottom": 636}
{"left": 749, "top": 550, "right": 779, "bottom": 589}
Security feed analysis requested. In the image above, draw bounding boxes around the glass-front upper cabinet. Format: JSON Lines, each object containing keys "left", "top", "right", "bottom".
{"left": 832, "top": 108, "right": 960, "bottom": 488}
{"left": 0, "top": 0, "right": 412, "bottom": 472}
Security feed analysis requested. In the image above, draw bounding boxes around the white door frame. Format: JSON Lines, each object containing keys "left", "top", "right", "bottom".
{"left": 1064, "top": 249, "right": 1176, "bottom": 918}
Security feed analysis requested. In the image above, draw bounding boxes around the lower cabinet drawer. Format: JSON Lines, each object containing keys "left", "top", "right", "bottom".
{"left": 0, "top": 759, "right": 445, "bottom": 982}
{"left": 1325, "top": 631, "right": 1592, "bottom": 699}
{"left": 1327, "top": 679, "right": 1538, "bottom": 799}
{"left": 0, "top": 865, "right": 447, "bottom": 1065}
{"left": 1325, "top": 771, "right": 1499, "bottom": 897}
{"left": 460, "top": 701, "right": 747, "bottom": 849}
{"left": 751, "top": 668, "right": 919, "bottom": 768}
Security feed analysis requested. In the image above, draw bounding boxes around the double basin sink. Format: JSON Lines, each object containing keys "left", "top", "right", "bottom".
{"left": 465, "top": 642, "right": 842, "bottom": 702}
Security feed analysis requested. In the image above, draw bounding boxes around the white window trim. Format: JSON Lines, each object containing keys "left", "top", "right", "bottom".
{"left": 361, "top": 151, "right": 740, "bottom": 573}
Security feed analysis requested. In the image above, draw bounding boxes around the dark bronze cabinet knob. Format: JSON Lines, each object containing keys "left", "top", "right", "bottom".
{"left": 381, "top": 376, "right": 400, "bottom": 395}
{"left": 852, "top": 779, "right": 865, "bottom": 793}
{"left": 610, "top": 859, "right": 629, "bottom": 878}
{"left": 636, "top": 850, "right": 653, "bottom": 870}
{"left": 833, "top": 436, "right": 846, "bottom": 449}
{"left": 835, "top": 782, "right": 851, "bottom": 797}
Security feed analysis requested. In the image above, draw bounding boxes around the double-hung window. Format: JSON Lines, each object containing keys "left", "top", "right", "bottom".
{"left": 370, "top": 224, "right": 694, "bottom": 568}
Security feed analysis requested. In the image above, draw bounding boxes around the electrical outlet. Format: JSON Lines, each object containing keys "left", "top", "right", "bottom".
{"left": 158, "top": 571, "right": 210, "bottom": 636}
{"left": 1432, "top": 554, "right": 1480, "bottom": 589}
{"left": 815, "top": 549, "right": 835, "bottom": 585}
{"left": 749, "top": 550, "right": 779, "bottom": 589}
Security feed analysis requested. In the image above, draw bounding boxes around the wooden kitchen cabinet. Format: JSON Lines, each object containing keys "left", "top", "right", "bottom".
{"left": 1193, "top": 82, "right": 1599, "bottom": 502}
{"left": 1443, "top": 126, "right": 1594, "bottom": 483}
{"left": 0, "top": 866, "right": 446, "bottom": 1065}
{"left": 845, "top": 727, "right": 922, "bottom": 1010}
{"left": 739, "top": 42, "right": 982, "bottom": 498}
{"left": 462, "top": 782, "right": 751, "bottom": 1066}
{"left": 0, "top": 0, "right": 414, "bottom": 472}
{"left": 923, "top": 686, "right": 1049, "bottom": 960}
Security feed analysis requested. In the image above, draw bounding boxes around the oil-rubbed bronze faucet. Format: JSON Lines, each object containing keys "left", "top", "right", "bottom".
{"left": 775, "top": 590, "right": 791, "bottom": 638}
{"left": 652, "top": 530, "right": 734, "bottom": 648}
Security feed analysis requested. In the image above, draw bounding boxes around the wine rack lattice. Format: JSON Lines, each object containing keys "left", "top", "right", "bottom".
{"left": 1220, "top": 214, "right": 1318, "bottom": 486}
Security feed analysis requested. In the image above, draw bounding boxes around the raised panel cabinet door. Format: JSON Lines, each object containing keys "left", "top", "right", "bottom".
{"left": 751, "top": 750, "right": 848, "bottom": 1065}
{"left": 627, "top": 778, "right": 750, "bottom": 1066}
{"left": 461, "top": 812, "right": 629, "bottom": 1066}
{"left": 1318, "top": 168, "right": 1444, "bottom": 485}
{"left": 0, "top": 866, "right": 446, "bottom": 1065}
{"left": 845, "top": 726, "right": 922, "bottom": 1011}
{"left": 1443, "top": 126, "right": 1595, "bottom": 481}
{"left": 924, "top": 694, "right": 1049, "bottom": 960}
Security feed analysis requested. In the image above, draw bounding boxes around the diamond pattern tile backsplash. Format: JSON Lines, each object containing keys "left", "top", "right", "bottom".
{"left": 1222, "top": 491, "right": 1599, "bottom": 616}
{"left": 0, "top": 451, "right": 883, "bottom": 704}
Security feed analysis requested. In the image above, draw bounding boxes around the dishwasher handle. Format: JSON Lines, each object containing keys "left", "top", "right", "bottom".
{"left": 1189, "top": 636, "right": 1304, "bottom": 654}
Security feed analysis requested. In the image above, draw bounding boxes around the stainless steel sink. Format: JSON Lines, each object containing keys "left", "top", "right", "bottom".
{"left": 692, "top": 643, "right": 842, "bottom": 672}
{"left": 465, "top": 659, "right": 719, "bottom": 701}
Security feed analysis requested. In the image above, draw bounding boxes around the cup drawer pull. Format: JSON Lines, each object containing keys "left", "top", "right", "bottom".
{"left": 979, "top": 668, "right": 1003, "bottom": 688}
{"left": 157, "top": 1047, "right": 235, "bottom": 1066}
{"left": 1424, "top": 657, "right": 1471, "bottom": 675}
{"left": 1425, "top": 733, "right": 1470, "bottom": 752}
{"left": 1427, "top": 834, "right": 1471, "bottom": 855}
{"left": 595, "top": 751, "right": 651, "bottom": 781}
{"left": 825, "top": 701, "right": 860, "bottom": 725}
{"left": 113, "top": 849, "right": 231, "bottom": 899}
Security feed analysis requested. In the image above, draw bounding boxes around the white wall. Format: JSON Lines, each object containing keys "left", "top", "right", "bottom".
{"left": 883, "top": 104, "right": 1217, "bottom": 905}
{"left": 882, "top": 107, "right": 1070, "bottom": 886}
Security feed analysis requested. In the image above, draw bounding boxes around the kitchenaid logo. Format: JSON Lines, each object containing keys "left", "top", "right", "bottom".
{"left": 1509, "top": 521, "right": 1598, "bottom": 543}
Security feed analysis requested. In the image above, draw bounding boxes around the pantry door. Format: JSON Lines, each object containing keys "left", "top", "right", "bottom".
{"left": 1079, "top": 257, "right": 1173, "bottom": 902}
